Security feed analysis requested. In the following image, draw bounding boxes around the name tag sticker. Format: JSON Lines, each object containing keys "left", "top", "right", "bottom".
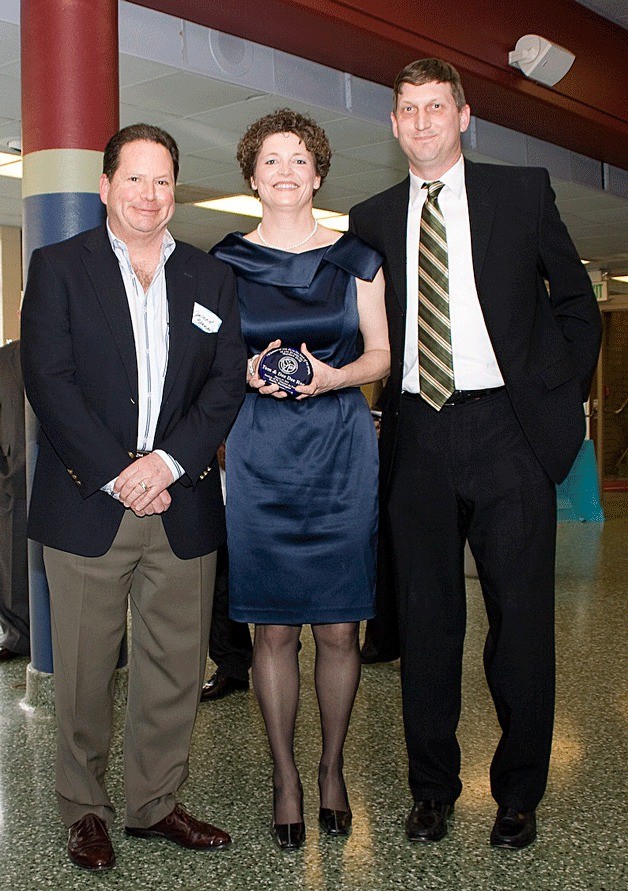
{"left": 192, "top": 303, "right": 222, "bottom": 334}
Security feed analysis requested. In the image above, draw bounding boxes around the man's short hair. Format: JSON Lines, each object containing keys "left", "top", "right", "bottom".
{"left": 393, "top": 59, "right": 467, "bottom": 111}
{"left": 102, "top": 124, "right": 180, "bottom": 182}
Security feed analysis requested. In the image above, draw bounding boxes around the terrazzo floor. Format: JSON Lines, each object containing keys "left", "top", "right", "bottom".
{"left": 0, "top": 506, "right": 626, "bottom": 890}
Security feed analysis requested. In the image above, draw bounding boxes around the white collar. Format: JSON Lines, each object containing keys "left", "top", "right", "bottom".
{"left": 106, "top": 219, "right": 175, "bottom": 261}
{"left": 408, "top": 154, "right": 465, "bottom": 207}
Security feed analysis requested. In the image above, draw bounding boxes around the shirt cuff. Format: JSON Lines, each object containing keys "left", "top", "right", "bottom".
{"left": 154, "top": 449, "right": 184, "bottom": 483}
{"left": 101, "top": 478, "right": 120, "bottom": 500}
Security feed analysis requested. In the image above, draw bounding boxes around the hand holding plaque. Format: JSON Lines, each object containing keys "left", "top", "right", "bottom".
{"left": 258, "top": 346, "right": 313, "bottom": 396}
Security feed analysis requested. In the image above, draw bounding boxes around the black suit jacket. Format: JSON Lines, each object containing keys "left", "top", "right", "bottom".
{"left": 0, "top": 341, "right": 29, "bottom": 649}
{"left": 0, "top": 341, "right": 26, "bottom": 500}
{"left": 21, "top": 224, "right": 246, "bottom": 558}
{"left": 350, "top": 159, "right": 602, "bottom": 488}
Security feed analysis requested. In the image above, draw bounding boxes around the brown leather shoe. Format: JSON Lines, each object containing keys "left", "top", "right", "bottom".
{"left": 125, "top": 803, "right": 231, "bottom": 850}
{"left": 67, "top": 813, "right": 115, "bottom": 871}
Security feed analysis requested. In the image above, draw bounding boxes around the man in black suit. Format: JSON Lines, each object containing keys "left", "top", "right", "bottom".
{"left": 0, "top": 339, "right": 29, "bottom": 661}
{"left": 350, "top": 59, "right": 601, "bottom": 849}
{"left": 21, "top": 124, "right": 245, "bottom": 871}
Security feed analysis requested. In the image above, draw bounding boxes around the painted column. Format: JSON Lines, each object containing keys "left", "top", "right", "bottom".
{"left": 21, "top": 0, "right": 119, "bottom": 676}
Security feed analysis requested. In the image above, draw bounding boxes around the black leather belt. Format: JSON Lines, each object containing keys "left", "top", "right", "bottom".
{"left": 443, "top": 386, "right": 505, "bottom": 405}
{"left": 402, "top": 387, "right": 505, "bottom": 406}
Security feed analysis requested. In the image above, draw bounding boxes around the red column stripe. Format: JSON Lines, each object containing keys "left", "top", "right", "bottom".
{"left": 21, "top": 0, "right": 119, "bottom": 154}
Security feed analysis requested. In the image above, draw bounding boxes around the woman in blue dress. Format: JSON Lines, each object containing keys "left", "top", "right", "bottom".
{"left": 212, "top": 110, "right": 389, "bottom": 849}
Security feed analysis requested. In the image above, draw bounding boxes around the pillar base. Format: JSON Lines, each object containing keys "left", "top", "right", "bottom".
{"left": 21, "top": 663, "right": 129, "bottom": 715}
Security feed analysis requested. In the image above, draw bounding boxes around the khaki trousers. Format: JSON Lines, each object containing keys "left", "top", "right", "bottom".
{"left": 44, "top": 510, "right": 216, "bottom": 828}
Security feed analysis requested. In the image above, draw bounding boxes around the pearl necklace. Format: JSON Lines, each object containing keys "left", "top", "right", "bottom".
{"left": 257, "top": 220, "right": 318, "bottom": 251}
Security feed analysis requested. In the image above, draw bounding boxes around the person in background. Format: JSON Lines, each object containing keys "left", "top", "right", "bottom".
{"left": 201, "top": 442, "right": 252, "bottom": 702}
{"left": 0, "top": 338, "right": 30, "bottom": 661}
{"left": 212, "top": 109, "right": 389, "bottom": 849}
{"left": 350, "top": 58, "right": 601, "bottom": 849}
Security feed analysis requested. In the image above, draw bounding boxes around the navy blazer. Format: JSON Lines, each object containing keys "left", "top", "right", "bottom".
{"left": 21, "top": 223, "right": 246, "bottom": 558}
{"left": 350, "top": 159, "right": 602, "bottom": 487}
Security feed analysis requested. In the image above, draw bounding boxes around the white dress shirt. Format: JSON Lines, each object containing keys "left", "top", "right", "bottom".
{"left": 402, "top": 155, "right": 504, "bottom": 394}
{"left": 102, "top": 221, "right": 183, "bottom": 497}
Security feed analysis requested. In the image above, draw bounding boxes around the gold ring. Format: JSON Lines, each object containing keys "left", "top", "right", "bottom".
{"left": 138, "top": 481, "right": 148, "bottom": 492}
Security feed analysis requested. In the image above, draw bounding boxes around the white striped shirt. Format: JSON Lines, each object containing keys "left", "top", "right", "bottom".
{"left": 102, "top": 221, "right": 183, "bottom": 497}
{"left": 403, "top": 156, "right": 504, "bottom": 393}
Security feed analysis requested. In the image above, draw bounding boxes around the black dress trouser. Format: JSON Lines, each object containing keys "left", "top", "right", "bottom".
{"left": 208, "top": 544, "right": 252, "bottom": 681}
{"left": 387, "top": 389, "right": 556, "bottom": 812}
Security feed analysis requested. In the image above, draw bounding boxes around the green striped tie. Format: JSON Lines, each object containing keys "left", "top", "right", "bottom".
{"left": 418, "top": 181, "right": 454, "bottom": 410}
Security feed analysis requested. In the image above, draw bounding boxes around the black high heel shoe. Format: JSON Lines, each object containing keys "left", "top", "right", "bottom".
{"left": 271, "top": 783, "right": 305, "bottom": 851}
{"left": 318, "top": 807, "right": 352, "bottom": 837}
{"left": 318, "top": 765, "right": 352, "bottom": 837}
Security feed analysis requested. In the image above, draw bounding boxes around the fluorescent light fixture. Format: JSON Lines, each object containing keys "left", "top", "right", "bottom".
{"left": 192, "top": 194, "right": 348, "bottom": 231}
{"left": 581, "top": 259, "right": 590, "bottom": 265}
{"left": 0, "top": 151, "right": 22, "bottom": 178}
{"left": 319, "top": 214, "right": 348, "bottom": 232}
{"left": 610, "top": 275, "right": 628, "bottom": 284}
{"left": 194, "top": 195, "right": 262, "bottom": 217}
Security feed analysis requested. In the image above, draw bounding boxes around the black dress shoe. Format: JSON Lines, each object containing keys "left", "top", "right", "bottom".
{"left": 490, "top": 806, "right": 536, "bottom": 849}
{"left": 67, "top": 813, "right": 115, "bottom": 871}
{"left": 200, "top": 669, "right": 249, "bottom": 702}
{"left": 360, "top": 642, "right": 399, "bottom": 664}
{"left": 405, "top": 800, "right": 453, "bottom": 842}
{"left": 319, "top": 808, "right": 352, "bottom": 837}
{"left": 0, "top": 647, "right": 20, "bottom": 661}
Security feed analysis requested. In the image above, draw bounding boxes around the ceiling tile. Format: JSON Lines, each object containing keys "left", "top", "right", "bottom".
{"left": 118, "top": 55, "right": 179, "bottom": 88}
{"left": 120, "top": 71, "right": 264, "bottom": 117}
{"left": 188, "top": 94, "right": 346, "bottom": 132}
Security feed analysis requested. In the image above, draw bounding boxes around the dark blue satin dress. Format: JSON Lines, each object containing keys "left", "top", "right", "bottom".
{"left": 211, "top": 232, "right": 382, "bottom": 625}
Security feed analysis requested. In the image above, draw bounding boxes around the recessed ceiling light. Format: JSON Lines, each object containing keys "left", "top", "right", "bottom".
{"left": 610, "top": 275, "right": 628, "bottom": 284}
{"left": 193, "top": 195, "right": 262, "bottom": 217}
{"left": 0, "top": 151, "right": 22, "bottom": 178}
{"left": 581, "top": 259, "right": 590, "bottom": 265}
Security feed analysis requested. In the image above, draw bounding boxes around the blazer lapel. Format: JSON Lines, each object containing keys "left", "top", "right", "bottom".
{"left": 383, "top": 178, "right": 410, "bottom": 312}
{"left": 161, "top": 244, "right": 193, "bottom": 407}
{"left": 464, "top": 159, "right": 495, "bottom": 287}
{"left": 81, "top": 226, "right": 139, "bottom": 400}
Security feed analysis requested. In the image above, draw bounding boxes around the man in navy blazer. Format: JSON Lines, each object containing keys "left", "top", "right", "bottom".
{"left": 21, "top": 125, "right": 245, "bottom": 871}
{"left": 350, "top": 60, "right": 601, "bottom": 849}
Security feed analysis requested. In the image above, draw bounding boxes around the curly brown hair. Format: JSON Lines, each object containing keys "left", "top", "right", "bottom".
{"left": 237, "top": 109, "right": 331, "bottom": 196}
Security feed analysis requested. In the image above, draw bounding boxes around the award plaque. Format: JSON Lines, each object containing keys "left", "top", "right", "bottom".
{"left": 258, "top": 347, "right": 313, "bottom": 396}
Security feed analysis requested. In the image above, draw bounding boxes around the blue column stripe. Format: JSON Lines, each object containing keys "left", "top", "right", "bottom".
{"left": 23, "top": 192, "right": 105, "bottom": 270}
